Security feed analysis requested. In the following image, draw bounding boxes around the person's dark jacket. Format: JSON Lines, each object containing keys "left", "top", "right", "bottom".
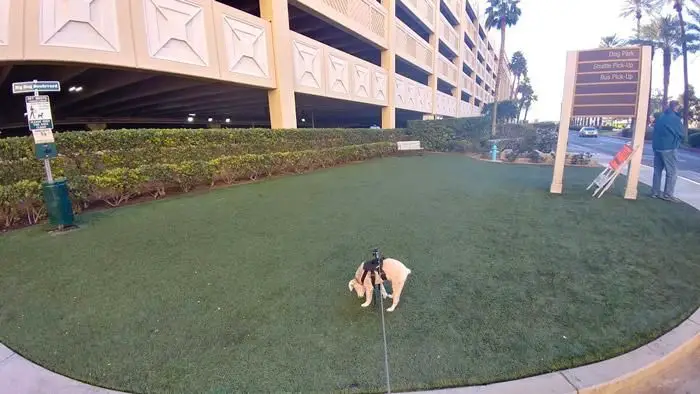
{"left": 652, "top": 109, "right": 684, "bottom": 151}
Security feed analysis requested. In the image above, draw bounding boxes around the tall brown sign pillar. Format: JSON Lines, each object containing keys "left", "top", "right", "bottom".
{"left": 550, "top": 46, "right": 653, "bottom": 199}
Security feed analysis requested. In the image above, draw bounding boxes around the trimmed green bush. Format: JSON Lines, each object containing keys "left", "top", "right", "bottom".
{"left": 0, "top": 127, "right": 401, "bottom": 229}
{"left": 405, "top": 116, "right": 491, "bottom": 152}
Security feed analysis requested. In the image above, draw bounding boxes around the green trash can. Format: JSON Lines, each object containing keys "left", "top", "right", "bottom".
{"left": 42, "top": 178, "right": 74, "bottom": 228}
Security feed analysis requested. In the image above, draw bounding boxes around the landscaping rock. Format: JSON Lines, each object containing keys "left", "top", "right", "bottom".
{"left": 500, "top": 149, "right": 514, "bottom": 161}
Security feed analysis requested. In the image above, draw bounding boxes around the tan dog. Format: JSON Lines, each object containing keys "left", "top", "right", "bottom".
{"left": 348, "top": 258, "right": 411, "bottom": 312}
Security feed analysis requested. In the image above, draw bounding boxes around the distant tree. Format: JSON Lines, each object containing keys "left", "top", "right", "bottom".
{"left": 678, "top": 84, "right": 700, "bottom": 126}
{"left": 599, "top": 34, "right": 625, "bottom": 47}
{"left": 509, "top": 51, "right": 527, "bottom": 100}
{"left": 620, "top": 0, "right": 665, "bottom": 39}
{"left": 522, "top": 94, "right": 537, "bottom": 122}
{"left": 630, "top": 15, "right": 684, "bottom": 107}
{"left": 482, "top": 100, "right": 519, "bottom": 123}
{"left": 516, "top": 77, "right": 534, "bottom": 121}
{"left": 485, "top": 0, "right": 522, "bottom": 136}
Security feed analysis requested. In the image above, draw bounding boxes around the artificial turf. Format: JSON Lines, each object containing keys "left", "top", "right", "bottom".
{"left": 1, "top": 154, "right": 699, "bottom": 393}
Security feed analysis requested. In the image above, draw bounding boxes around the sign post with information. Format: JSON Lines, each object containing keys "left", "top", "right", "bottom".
{"left": 550, "top": 46, "right": 653, "bottom": 200}
{"left": 12, "top": 80, "right": 74, "bottom": 229}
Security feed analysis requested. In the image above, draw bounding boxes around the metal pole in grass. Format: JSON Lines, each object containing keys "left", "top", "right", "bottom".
{"left": 373, "top": 248, "right": 392, "bottom": 393}
{"left": 11, "top": 79, "right": 74, "bottom": 230}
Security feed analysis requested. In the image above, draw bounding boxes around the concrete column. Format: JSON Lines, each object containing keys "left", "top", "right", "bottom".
{"left": 624, "top": 46, "right": 653, "bottom": 200}
{"left": 550, "top": 51, "right": 578, "bottom": 194}
{"left": 260, "top": 0, "right": 297, "bottom": 129}
{"left": 428, "top": 6, "right": 440, "bottom": 116}
{"left": 381, "top": 0, "right": 396, "bottom": 128}
{"left": 453, "top": 8, "right": 464, "bottom": 116}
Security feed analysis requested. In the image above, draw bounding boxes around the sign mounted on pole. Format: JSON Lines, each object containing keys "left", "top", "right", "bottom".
{"left": 550, "top": 46, "right": 652, "bottom": 200}
{"left": 25, "top": 95, "right": 54, "bottom": 131}
{"left": 12, "top": 81, "right": 61, "bottom": 94}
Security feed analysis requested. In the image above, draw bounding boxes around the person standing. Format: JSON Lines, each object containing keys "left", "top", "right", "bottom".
{"left": 651, "top": 100, "right": 684, "bottom": 202}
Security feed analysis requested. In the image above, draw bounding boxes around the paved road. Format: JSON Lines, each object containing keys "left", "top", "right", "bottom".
{"left": 566, "top": 131, "right": 700, "bottom": 184}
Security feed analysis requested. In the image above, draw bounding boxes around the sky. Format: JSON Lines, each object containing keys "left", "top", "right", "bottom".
{"left": 472, "top": 0, "right": 699, "bottom": 121}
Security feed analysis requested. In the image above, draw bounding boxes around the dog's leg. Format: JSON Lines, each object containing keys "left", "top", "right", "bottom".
{"left": 380, "top": 283, "right": 393, "bottom": 299}
{"left": 386, "top": 280, "right": 405, "bottom": 312}
{"left": 361, "top": 285, "right": 374, "bottom": 307}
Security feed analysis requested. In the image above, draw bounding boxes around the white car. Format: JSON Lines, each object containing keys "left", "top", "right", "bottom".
{"left": 578, "top": 127, "right": 599, "bottom": 138}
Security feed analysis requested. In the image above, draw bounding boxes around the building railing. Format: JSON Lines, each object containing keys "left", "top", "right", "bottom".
{"left": 290, "top": 32, "right": 388, "bottom": 106}
{"left": 437, "top": 54, "right": 458, "bottom": 86}
{"left": 435, "top": 90, "right": 457, "bottom": 117}
{"left": 439, "top": 14, "right": 459, "bottom": 54}
{"left": 462, "top": 45, "right": 475, "bottom": 69}
{"left": 462, "top": 73, "right": 474, "bottom": 95}
{"left": 395, "top": 18, "right": 434, "bottom": 73}
{"left": 397, "top": 0, "right": 436, "bottom": 32}
{"left": 442, "top": 0, "right": 461, "bottom": 21}
{"left": 291, "top": 0, "right": 388, "bottom": 49}
{"left": 394, "top": 74, "right": 433, "bottom": 113}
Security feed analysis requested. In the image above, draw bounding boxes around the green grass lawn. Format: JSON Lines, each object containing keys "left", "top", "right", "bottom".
{"left": 1, "top": 154, "right": 699, "bottom": 393}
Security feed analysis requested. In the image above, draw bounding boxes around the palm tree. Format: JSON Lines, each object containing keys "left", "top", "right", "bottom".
{"left": 516, "top": 76, "right": 533, "bottom": 121}
{"left": 630, "top": 15, "right": 683, "bottom": 107}
{"left": 485, "top": 0, "right": 522, "bottom": 136}
{"left": 620, "top": 0, "right": 665, "bottom": 39}
{"left": 522, "top": 94, "right": 537, "bottom": 122}
{"left": 671, "top": 0, "right": 700, "bottom": 135}
{"left": 509, "top": 51, "right": 527, "bottom": 100}
{"left": 599, "top": 34, "right": 625, "bottom": 47}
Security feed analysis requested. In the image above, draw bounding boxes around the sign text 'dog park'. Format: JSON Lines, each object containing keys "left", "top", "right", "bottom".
{"left": 572, "top": 48, "right": 642, "bottom": 117}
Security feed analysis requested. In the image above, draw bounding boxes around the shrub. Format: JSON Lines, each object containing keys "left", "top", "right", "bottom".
{"left": 1, "top": 140, "right": 396, "bottom": 229}
{"left": 599, "top": 125, "right": 614, "bottom": 131}
{"left": 405, "top": 116, "right": 490, "bottom": 151}
{"left": 532, "top": 122, "right": 557, "bottom": 129}
{"left": 535, "top": 128, "right": 557, "bottom": 153}
{"left": 505, "top": 150, "right": 520, "bottom": 162}
{"left": 528, "top": 151, "right": 545, "bottom": 163}
{"left": 0, "top": 128, "right": 404, "bottom": 185}
{"left": 495, "top": 123, "right": 536, "bottom": 139}
{"left": 570, "top": 152, "right": 593, "bottom": 165}
{"left": 689, "top": 133, "right": 700, "bottom": 148}
{"left": 87, "top": 168, "right": 147, "bottom": 207}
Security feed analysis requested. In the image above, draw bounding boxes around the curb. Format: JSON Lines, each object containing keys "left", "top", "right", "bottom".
{"left": 1, "top": 313, "right": 698, "bottom": 394}
{"left": 414, "top": 307, "right": 700, "bottom": 394}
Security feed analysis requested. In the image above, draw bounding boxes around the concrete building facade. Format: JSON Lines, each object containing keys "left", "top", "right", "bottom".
{"left": 0, "top": 0, "right": 513, "bottom": 129}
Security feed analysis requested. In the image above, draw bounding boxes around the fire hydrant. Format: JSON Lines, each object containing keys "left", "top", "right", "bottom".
{"left": 491, "top": 143, "right": 498, "bottom": 161}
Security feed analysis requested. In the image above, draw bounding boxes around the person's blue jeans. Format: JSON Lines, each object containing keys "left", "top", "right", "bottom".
{"left": 652, "top": 149, "right": 678, "bottom": 197}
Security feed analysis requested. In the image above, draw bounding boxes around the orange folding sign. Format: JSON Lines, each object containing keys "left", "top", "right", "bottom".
{"left": 609, "top": 144, "right": 634, "bottom": 171}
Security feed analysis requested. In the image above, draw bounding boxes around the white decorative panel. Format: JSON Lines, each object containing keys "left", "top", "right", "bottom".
{"left": 395, "top": 76, "right": 406, "bottom": 108}
{"left": 373, "top": 71, "right": 387, "bottom": 102}
{"left": 39, "top": 0, "right": 119, "bottom": 51}
{"left": 327, "top": 53, "right": 350, "bottom": 95}
{"left": 352, "top": 64, "right": 370, "bottom": 99}
{"left": 0, "top": 0, "right": 9, "bottom": 46}
{"left": 143, "top": 0, "right": 209, "bottom": 66}
{"left": 292, "top": 38, "right": 323, "bottom": 91}
{"left": 395, "top": 74, "right": 431, "bottom": 114}
{"left": 436, "top": 91, "right": 458, "bottom": 117}
{"left": 222, "top": 15, "right": 268, "bottom": 78}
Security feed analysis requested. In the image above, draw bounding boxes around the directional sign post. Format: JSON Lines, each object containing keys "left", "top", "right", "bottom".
{"left": 550, "top": 46, "right": 653, "bottom": 200}
{"left": 12, "top": 80, "right": 74, "bottom": 229}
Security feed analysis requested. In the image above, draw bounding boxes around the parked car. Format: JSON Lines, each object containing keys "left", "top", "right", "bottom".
{"left": 578, "top": 127, "right": 598, "bottom": 138}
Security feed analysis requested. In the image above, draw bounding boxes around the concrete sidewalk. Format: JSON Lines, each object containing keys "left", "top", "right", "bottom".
{"left": 574, "top": 148, "right": 700, "bottom": 208}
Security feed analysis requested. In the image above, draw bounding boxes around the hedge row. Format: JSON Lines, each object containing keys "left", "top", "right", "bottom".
{"left": 0, "top": 142, "right": 396, "bottom": 229}
{"left": 0, "top": 128, "right": 402, "bottom": 162}
{"left": 0, "top": 128, "right": 404, "bottom": 186}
